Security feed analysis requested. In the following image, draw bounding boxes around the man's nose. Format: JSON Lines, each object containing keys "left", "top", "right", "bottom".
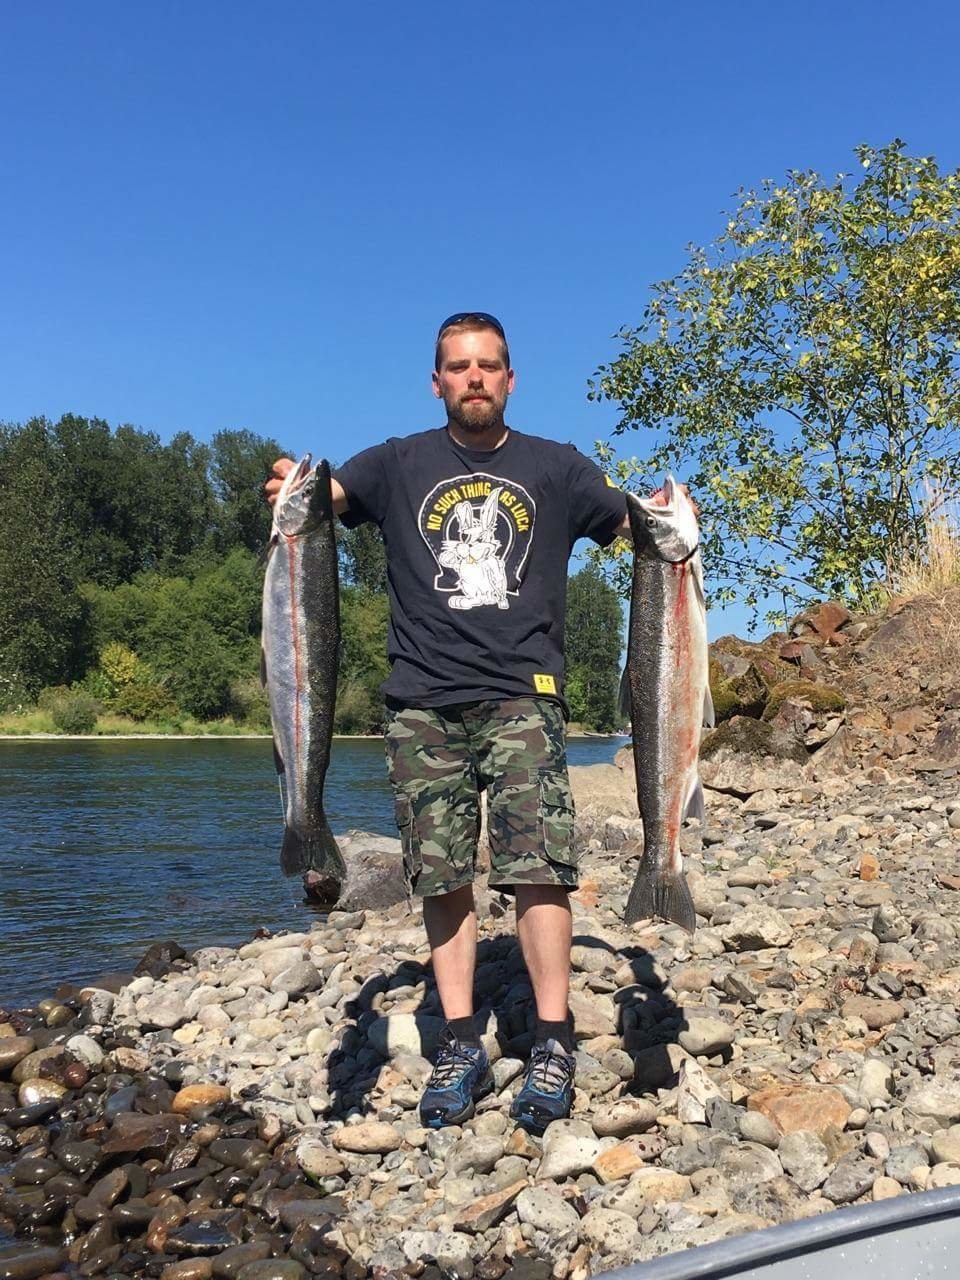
{"left": 467, "top": 366, "right": 484, "bottom": 386}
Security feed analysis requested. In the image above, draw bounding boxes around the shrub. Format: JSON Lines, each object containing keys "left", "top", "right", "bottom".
{"left": 229, "top": 675, "right": 272, "bottom": 730}
{"left": 334, "top": 677, "right": 382, "bottom": 735}
{"left": 38, "top": 684, "right": 72, "bottom": 712}
{"left": 80, "top": 669, "right": 114, "bottom": 702}
{"left": 112, "top": 681, "right": 178, "bottom": 722}
{"left": 0, "top": 672, "right": 31, "bottom": 713}
{"left": 50, "top": 689, "right": 99, "bottom": 733}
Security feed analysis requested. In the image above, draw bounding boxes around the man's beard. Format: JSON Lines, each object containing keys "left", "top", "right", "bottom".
{"left": 445, "top": 392, "right": 505, "bottom": 434}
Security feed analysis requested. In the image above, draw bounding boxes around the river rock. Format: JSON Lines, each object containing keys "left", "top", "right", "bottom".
{"left": 678, "top": 1016, "right": 736, "bottom": 1056}
{"left": 172, "top": 1084, "right": 231, "bottom": 1113}
{"left": 0, "top": 1244, "right": 66, "bottom": 1280}
{"left": 591, "top": 1097, "right": 658, "bottom": 1138}
{"left": 748, "top": 1083, "right": 851, "bottom": 1136}
{"left": 580, "top": 1206, "right": 642, "bottom": 1256}
{"left": 538, "top": 1119, "right": 603, "bottom": 1180}
{"left": 0, "top": 1037, "right": 35, "bottom": 1073}
{"left": 778, "top": 1130, "right": 830, "bottom": 1192}
{"left": 331, "top": 1121, "right": 402, "bottom": 1154}
{"left": 515, "top": 1186, "right": 580, "bottom": 1235}
{"left": 904, "top": 1080, "right": 960, "bottom": 1129}
{"left": 721, "top": 906, "right": 793, "bottom": 950}
{"left": 367, "top": 1013, "right": 444, "bottom": 1058}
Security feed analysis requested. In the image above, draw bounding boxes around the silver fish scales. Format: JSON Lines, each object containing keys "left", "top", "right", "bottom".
{"left": 621, "top": 476, "right": 713, "bottom": 932}
{"left": 262, "top": 455, "right": 345, "bottom": 904}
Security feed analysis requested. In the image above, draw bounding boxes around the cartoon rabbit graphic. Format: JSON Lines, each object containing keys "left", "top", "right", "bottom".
{"left": 438, "top": 486, "right": 510, "bottom": 609}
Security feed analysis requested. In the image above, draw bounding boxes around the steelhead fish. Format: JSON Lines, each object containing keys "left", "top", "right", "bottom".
{"left": 262, "top": 455, "right": 345, "bottom": 902}
{"left": 621, "top": 475, "right": 713, "bottom": 932}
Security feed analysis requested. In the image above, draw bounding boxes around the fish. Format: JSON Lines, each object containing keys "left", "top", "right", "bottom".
{"left": 620, "top": 474, "right": 713, "bottom": 932}
{"left": 261, "top": 455, "right": 345, "bottom": 903}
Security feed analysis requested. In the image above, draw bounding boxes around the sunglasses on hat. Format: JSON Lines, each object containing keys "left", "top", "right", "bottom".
{"left": 436, "top": 311, "right": 506, "bottom": 340}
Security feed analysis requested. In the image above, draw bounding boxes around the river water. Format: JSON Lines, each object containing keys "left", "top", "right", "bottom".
{"left": 0, "top": 735, "right": 627, "bottom": 1009}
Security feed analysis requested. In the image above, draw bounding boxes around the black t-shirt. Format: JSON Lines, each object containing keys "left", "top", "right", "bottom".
{"left": 333, "top": 426, "right": 626, "bottom": 715}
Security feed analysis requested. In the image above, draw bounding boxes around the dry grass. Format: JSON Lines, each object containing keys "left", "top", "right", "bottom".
{"left": 886, "top": 481, "right": 960, "bottom": 600}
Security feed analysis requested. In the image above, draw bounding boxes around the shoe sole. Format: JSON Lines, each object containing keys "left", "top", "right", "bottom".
{"left": 421, "top": 1071, "right": 495, "bottom": 1129}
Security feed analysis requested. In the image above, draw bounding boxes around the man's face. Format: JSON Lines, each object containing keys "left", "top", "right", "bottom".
{"left": 432, "top": 327, "right": 515, "bottom": 434}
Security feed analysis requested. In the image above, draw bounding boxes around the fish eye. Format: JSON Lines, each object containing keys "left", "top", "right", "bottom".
{"left": 644, "top": 515, "right": 656, "bottom": 528}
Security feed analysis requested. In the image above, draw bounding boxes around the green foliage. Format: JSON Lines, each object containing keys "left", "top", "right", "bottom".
{"left": 100, "top": 642, "right": 141, "bottom": 691}
{"left": 339, "top": 523, "right": 388, "bottom": 593}
{"left": 336, "top": 587, "right": 389, "bottom": 733}
{"left": 228, "top": 675, "right": 272, "bottom": 730}
{"left": 46, "top": 687, "right": 100, "bottom": 734}
{"left": 1, "top": 415, "right": 392, "bottom": 733}
{"left": 0, "top": 420, "right": 87, "bottom": 697}
{"left": 211, "top": 429, "right": 291, "bottom": 555}
{"left": 565, "top": 565, "right": 623, "bottom": 731}
{"left": 590, "top": 141, "right": 960, "bottom": 626}
{"left": 112, "top": 681, "right": 178, "bottom": 722}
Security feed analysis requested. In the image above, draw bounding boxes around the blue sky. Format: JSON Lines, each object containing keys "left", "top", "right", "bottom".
{"left": 3, "top": 2, "right": 958, "bottom": 636}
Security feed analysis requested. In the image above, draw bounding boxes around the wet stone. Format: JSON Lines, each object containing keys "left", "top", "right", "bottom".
{"left": 0, "top": 1243, "right": 67, "bottom": 1280}
{"left": 166, "top": 1218, "right": 244, "bottom": 1255}
{"left": 234, "top": 1262, "right": 306, "bottom": 1280}
{"left": 11, "top": 1156, "right": 61, "bottom": 1185}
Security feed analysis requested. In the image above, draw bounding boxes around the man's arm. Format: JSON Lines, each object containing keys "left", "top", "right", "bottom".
{"left": 265, "top": 458, "right": 349, "bottom": 515}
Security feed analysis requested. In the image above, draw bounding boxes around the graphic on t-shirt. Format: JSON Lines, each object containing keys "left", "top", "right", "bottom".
{"left": 418, "top": 473, "right": 537, "bottom": 610}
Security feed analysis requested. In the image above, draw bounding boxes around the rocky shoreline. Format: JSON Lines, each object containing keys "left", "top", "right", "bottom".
{"left": 3, "top": 591, "right": 960, "bottom": 1280}
{"left": 3, "top": 761, "right": 960, "bottom": 1280}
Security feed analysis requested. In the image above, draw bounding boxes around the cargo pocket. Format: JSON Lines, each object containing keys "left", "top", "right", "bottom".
{"left": 392, "top": 789, "right": 423, "bottom": 892}
{"left": 538, "top": 768, "right": 577, "bottom": 873}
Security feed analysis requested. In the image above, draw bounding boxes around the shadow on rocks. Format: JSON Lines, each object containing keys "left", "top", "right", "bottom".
{"left": 323, "top": 925, "right": 684, "bottom": 1121}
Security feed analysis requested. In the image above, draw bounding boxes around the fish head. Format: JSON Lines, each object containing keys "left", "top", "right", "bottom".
{"left": 627, "top": 474, "right": 699, "bottom": 563}
{"left": 272, "top": 456, "right": 333, "bottom": 537}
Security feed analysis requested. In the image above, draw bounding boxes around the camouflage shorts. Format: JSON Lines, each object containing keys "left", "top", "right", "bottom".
{"left": 384, "top": 697, "right": 577, "bottom": 898}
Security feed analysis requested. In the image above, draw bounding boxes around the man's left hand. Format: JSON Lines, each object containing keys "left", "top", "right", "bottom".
{"left": 650, "top": 482, "right": 700, "bottom": 516}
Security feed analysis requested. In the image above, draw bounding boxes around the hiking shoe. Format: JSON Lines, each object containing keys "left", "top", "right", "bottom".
{"left": 510, "top": 1039, "right": 575, "bottom": 1135}
{"left": 419, "top": 1027, "right": 493, "bottom": 1128}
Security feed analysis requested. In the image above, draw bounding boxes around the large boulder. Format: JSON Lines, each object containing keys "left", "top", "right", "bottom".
{"left": 699, "top": 716, "right": 807, "bottom": 796}
{"left": 329, "top": 832, "right": 407, "bottom": 911}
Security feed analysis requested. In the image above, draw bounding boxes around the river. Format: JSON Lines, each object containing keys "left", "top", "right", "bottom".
{"left": 0, "top": 735, "right": 627, "bottom": 1009}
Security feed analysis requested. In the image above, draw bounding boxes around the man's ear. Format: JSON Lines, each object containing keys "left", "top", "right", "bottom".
{"left": 431, "top": 369, "right": 442, "bottom": 399}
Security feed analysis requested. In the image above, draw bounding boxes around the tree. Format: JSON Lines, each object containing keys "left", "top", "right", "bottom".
{"left": 338, "top": 523, "right": 388, "bottom": 593}
{"left": 211, "top": 429, "right": 291, "bottom": 555}
{"left": 0, "top": 419, "right": 86, "bottom": 700}
{"left": 590, "top": 140, "right": 960, "bottom": 623}
{"left": 50, "top": 415, "right": 215, "bottom": 585}
{"left": 565, "top": 564, "right": 622, "bottom": 731}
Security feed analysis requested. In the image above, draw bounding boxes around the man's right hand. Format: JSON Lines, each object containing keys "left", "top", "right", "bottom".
{"left": 265, "top": 458, "right": 296, "bottom": 508}
{"left": 265, "top": 457, "right": 350, "bottom": 516}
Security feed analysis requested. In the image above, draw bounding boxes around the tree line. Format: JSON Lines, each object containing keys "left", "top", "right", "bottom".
{"left": 0, "top": 415, "right": 623, "bottom": 733}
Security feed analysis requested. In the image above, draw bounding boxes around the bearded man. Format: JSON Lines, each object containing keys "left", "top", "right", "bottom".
{"left": 267, "top": 312, "right": 630, "bottom": 1134}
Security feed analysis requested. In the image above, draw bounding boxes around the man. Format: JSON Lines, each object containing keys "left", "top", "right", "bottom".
{"left": 267, "top": 312, "right": 632, "bottom": 1135}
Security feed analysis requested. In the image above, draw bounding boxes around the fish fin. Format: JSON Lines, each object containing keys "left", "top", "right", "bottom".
{"left": 702, "top": 682, "right": 715, "bottom": 729}
{"left": 271, "top": 739, "right": 285, "bottom": 775}
{"left": 683, "top": 773, "right": 706, "bottom": 823}
{"left": 260, "top": 647, "right": 268, "bottom": 689}
{"left": 280, "top": 815, "right": 347, "bottom": 882}
{"left": 625, "top": 866, "right": 696, "bottom": 934}
{"left": 618, "top": 664, "right": 631, "bottom": 722}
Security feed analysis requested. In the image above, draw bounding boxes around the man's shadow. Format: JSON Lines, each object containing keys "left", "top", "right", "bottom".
{"left": 324, "top": 926, "right": 686, "bottom": 1120}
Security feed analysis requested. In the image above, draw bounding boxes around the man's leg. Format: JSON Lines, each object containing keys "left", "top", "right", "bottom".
{"left": 385, "top": 704, "right": 491, "bottom": 1127}
{"left": 423, "top": 883, "right": 477, "bottom": 1021}
{"left": 515, "top": 884, "right": 572, "bottom": 1022}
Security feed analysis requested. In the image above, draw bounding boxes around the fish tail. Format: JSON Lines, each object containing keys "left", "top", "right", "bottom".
{"left": 625, "top": 865, "right": 696, "bottom": 934}
{"left": 280, "top": 814, "right": 347, "bottom": 882}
